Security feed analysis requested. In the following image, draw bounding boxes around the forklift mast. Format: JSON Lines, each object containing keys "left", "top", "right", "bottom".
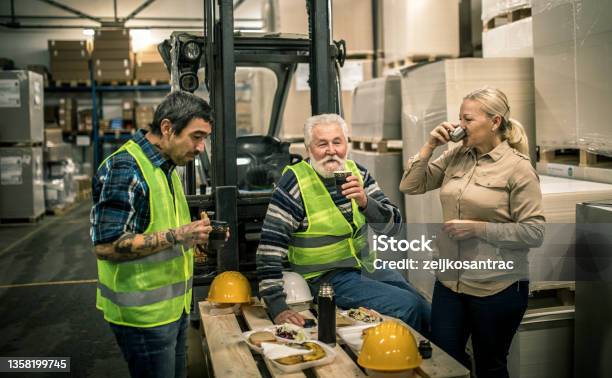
{"left": 176, "top": 0, "right": 342, "bottom": 285}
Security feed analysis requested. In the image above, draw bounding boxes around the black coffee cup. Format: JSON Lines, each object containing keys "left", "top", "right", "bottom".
{"left": 334, "top": 171, "right": 351, "bottom": 194}
{"left": 209, "top": 220, "right": 228, "bottom": 250}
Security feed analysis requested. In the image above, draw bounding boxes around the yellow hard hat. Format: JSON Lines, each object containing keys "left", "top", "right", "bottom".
{"left": 207, "top": 271, "right": 251, "bottom": 304}
{"left": 357, "top": 321, "right": 422, "bottom": 371}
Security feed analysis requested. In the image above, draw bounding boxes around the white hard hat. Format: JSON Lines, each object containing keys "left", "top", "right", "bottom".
{"left": 283, "top": 271, "right": 313, "bottom": 304}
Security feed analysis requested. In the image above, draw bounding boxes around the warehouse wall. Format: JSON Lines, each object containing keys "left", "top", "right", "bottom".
{"left": 0, "top": 0, "right": 263, "bottom": 68}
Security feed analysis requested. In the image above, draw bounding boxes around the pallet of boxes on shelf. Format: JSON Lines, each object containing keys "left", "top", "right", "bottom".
{"left": 134, "top": 44, "right": 170, "bottom": 85}
{"left": 382, "top": 0, "right": 459, "bottom": 70}
{"left": 482, "top": 0, "right": 533, "bottom": 58}
{"left": 48, "top": 40, "right": 91, "bottom": 86}
{"left": 92, "top": 29, "right": 134, "bottom": 84}
{"left": 533, "top": 0, "right": 612, "bottom": 185}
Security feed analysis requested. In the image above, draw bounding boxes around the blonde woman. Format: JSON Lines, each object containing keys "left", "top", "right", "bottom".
{"left": 400, "top": 87, "right": 545, "bottom": 377}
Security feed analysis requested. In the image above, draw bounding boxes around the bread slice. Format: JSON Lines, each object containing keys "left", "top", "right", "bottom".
{"left": 249, "top": 331, "right": 277, "bottom": 347}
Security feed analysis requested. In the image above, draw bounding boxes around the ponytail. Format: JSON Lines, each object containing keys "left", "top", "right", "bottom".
{"left": 503, "top": 118, "right": 529, "bottom": 156}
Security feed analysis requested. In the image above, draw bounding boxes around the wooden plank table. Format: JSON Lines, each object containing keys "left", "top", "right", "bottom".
{"left": 200, "top": 301, "right": 469, "bottom": 378}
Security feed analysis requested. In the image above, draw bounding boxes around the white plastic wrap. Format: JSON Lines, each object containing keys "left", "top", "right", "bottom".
{"left": 533, "top": 0, "right": 612, "bottom": 156}
{"left": 482, "top": 0, "right": 532, "bottom": 22}
{"left": 483, "top": 17, "right": 533, "bottom": 57}
{"left": 400, "top": 58, "right": 536, "bottom": 163}
{"left": 383, "top": 0, "right": 459, "bottom": 63}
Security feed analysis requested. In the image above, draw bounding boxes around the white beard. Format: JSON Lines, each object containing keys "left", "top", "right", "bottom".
{"left": 310, "top": 155, "right": 346, "bottom": 178}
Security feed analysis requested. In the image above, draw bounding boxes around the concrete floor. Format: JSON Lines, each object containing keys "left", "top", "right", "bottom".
{"left": 0, "top": 202, "right": 207, "bottom": 377}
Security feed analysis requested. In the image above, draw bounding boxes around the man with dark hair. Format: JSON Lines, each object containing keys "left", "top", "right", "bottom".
{"left": 91, "top": 91, "right": 213, "bottom": 378}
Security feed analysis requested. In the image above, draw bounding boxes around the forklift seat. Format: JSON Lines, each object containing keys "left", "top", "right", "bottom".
{"left": 236, "top": 135, "right": 302, "bottom": 191}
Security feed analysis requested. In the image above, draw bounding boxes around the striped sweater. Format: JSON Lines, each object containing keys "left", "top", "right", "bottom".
{"left": 256, "top": 160, "right": 402, "bottom": 319}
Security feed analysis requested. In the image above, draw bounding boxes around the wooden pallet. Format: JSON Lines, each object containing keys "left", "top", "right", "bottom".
{"left": 200, "top": 300, "right": 469, "bottom": 378}
{"left": 97, "top": 80, "right": 134, "bottom": 87}
{"left": 0, "top": 212, "right": 44, "bottom": 225}
{"left": 132, "top": 79, "right": 170, "bottom": 87}
{"left": 483, "top": 7, "right": 532, "bottom": 31}
{"left": 344, "top": 51, "right": 384, "bottom": 60}
{"left": 538, "top": 148, "right": 612, "bottom": 168}
{"left": 51, "top": 80, "right": 91, "bottom": 88}
{"left": 385, "top": 55, "right": 453, "bottom": 70}
{"left": 529, "top": 281, "right": 575, "bottom": 306}
{"left": 75, "top": 188, "right": 92, "bottom": 202}
{"left": 351, "top": 138, "right": 402, "bottom": 153}
{"left": 46, "top": 200, "right": 78, "bottom": 216}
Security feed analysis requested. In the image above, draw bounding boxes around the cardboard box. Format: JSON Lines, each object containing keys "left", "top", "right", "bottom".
{"left": 50, "top": 59, "right": 89, "bottom": 72}
{"left": 134, "top": 62, "right": 170, "bottom": 81}
{"left": 94, "top": 59, "right": 132, "bottom": 70}
{"left": 94, "top": 29, "right": 130, "bottom": 40}
{"left": 94, "top": 39, "right": 131, "bottom": 51}
{"left": 50, "top": 49, "right": 89, "bottom": 60}
{"left": 95, "top": 68, "right": 133, "bottom": 81}
{"left": 58, "top": 98, "right": 77, "bottom": 133}
{"left": 483, "top": 17, "right": 533, "bottom": 57}
{"left": 48, "top": 40, "right": 88, "bottom": 51}
{"left": 78, "top": 109, "right": 93, "bottom": 132}
{"left": 51, "top": 70, "right": 90, "bottom": 82}
{"left": 44, "top": 128, "right": 63, "bottom": 146}
{"left": 92, "top": 50, "right": 133, "bottom": 61}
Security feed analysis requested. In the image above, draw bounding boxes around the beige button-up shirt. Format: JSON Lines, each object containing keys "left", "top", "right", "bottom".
{"left": 400, "top": 141, "right": 545, "bottom": 296}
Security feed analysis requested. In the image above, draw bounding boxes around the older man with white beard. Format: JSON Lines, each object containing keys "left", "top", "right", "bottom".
{"left": 256, "top": 114, "right": 431, "bottom": 334}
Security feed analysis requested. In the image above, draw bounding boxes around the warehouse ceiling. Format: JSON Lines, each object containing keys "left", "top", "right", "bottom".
{"left": 0, "top": 0, "right": 271, "bottom": 30}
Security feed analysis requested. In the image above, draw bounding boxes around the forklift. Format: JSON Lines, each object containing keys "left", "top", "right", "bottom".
{"left": 159, "top": 0, "right": 350, "bottom": 297}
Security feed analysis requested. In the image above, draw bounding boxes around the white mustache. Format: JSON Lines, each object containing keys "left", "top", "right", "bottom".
{"left": 322, "top": 157, "right": 342, "bottom": 164}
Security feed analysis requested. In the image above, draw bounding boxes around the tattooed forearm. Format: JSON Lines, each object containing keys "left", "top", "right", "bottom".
{"left": 95, "top": 230, "right": 174, "bottom": 262}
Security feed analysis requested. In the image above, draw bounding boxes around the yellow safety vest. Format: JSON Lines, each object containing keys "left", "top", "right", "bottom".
{"left": 285, "top": 160, "right": 375, "bottom": 279}
{"left": 96, "top": 140, "right": 193, "bottom": 327}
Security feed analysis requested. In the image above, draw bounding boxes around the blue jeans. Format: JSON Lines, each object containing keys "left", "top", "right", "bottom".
{"left": 431, "top": 280, "right": 528, "bottom": 378}
{"left": 309, "top": 269, "right": 431, "bottom": 335}
{"left": 109, "top": 312, "right": 188, "bottom": 378}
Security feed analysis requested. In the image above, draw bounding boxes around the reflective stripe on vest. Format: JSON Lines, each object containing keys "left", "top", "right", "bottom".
{"left": 95, "top": 140, "right": 193, "bottom": 328}
{"left": 285, "top": 160, "right": 375, "bottom": 279}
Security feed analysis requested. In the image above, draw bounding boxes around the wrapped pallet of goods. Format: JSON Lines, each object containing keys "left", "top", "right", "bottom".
{"left": 280, "top": 59, "right": 379, "bottom": 140}
{"left": 350, "top": 75, "right": 404, "bottom": 216}
{"left": 533, "top": 0, "right": 612, "bottom": 184}
{"left": 482, "top": 0, "right": 533, "bottom": 58}
{"left": 382, "top": 0, "right": 459, "bottom": 68}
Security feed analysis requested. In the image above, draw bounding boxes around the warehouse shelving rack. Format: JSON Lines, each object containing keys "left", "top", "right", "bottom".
{"left": 45, "top": 81, "right": 170, "bottom": 170}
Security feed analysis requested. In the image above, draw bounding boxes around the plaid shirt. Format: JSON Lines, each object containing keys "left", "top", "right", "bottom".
{"left": 90, "top": 130, "right": 177, "bottom": 246}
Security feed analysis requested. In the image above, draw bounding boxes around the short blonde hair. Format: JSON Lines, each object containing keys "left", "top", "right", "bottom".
{"left": 303, "top": 113, "right": 349, "bottom": 147}
{"left": 463, "top": 87, "right": 529, "bottom": 156}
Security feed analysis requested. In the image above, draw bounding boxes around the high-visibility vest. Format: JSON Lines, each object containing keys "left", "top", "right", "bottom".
{"left": 95, "top": 140, "right": 193, "bottom": 327}
{"left": 285, "top": 160, "right": 375, "bottom": 280}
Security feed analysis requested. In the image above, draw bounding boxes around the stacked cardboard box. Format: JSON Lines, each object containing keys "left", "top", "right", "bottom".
{"left": 134, "top": 45, "right": 170, "bottom": 83}
{"left": 78, "top": 109, "right": 93, "bottom": 132}
{"left": 48, "top": 40, "right": 91, "bottom": 82}
{"left": 93, "top": 29, "right": 133, "bottom": 82}
{"left": 135, "top": 105, "right": 155, "bottom": 130}
{"left": 122, "top": 99, "right": 134, "bottom": 121}
{"left": 58, "top": 98, "right": 77, "bottom": 133}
